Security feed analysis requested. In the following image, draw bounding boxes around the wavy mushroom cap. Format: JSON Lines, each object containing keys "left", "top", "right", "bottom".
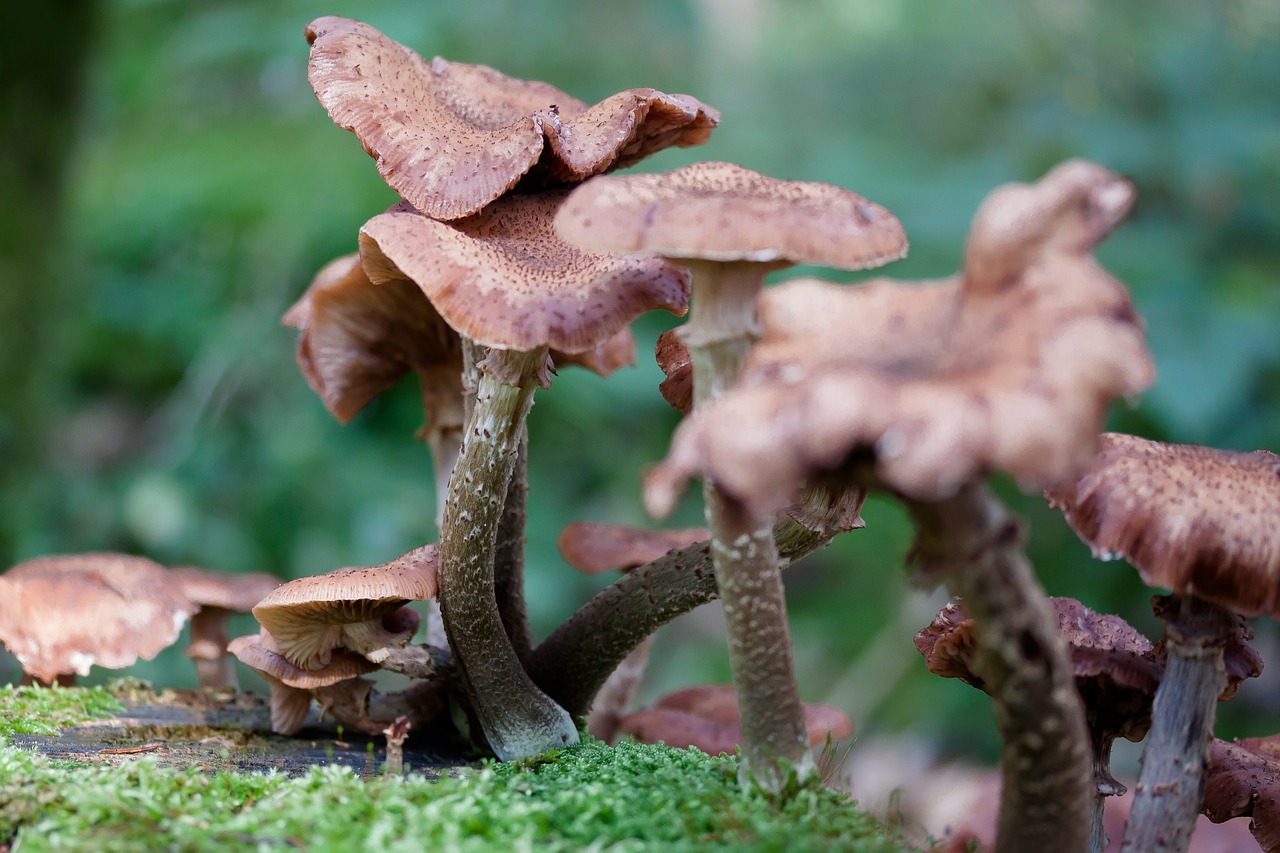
{"left": 305, "top": 17, "right": 717, "bottom": 221}
{"left": 655, "top": 329, "right": 693, "bottom": 415}
{"left": 557, "top": 522, "right": 710, "bottom": 575}
{"left": 1047, "top": 433, "right": 1280, "bottom": 620}
{"left": 0, "top": 553, "right": 196, "bottom": 683}
{"left": 360, "top": 193, "right": 690, "bottom": 355}
{"left": 645, "top": 161, "right": 1153, "bottom": 518}
{"left": 555, "top": 161, "right": 908, "bottom": 269}
{"left": 1204, "top": 736, "right": 1280, "bottom": 852}
{"left": 252, "top": 545, "right": 438, "bottom": 670}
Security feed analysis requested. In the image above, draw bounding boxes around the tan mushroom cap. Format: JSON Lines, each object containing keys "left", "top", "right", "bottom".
{"left": 645, "top": 160, "right": 1153, "bottom": 518}
{"left": 551, "top": 327, "right": 637, "bottom": 378}
{"left": 557, "top": 522, "right": 711, "bottom": 575}
{"left": 1204, "top": 736, "right": 1280, "bottom": 852}
{"left": 359, "top": 193, "right": 690, "bottom": 355}
{"left": 305, "top": 17, "right": 718, "bottom": 221}
{"left": 227, "top": 632, "right": 378, "bottom": 689}
{"left": 283, "top": 253, "right": 463, "bottom": 425}
{"left": 0, "top": 553, "right": 196, "bottom": 683}
{"left": 554, "top": 161, "right": 908, "bottom": 269}
{"left": 252, "top": 544, "right": 438, "bottom": 670}
{"left": 655, "top": 329, "right": 693, "bottom": 415}
{"left": 1046, "top": 433, "right": 1280, "bottom": 619}
{"left": 618, "top": 684, "right": 852, "bottom": 755}
{"left": 171, "top": 567, "right": 281, "bottom": 613}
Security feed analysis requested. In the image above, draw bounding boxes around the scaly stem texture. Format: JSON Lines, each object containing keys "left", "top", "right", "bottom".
{"left": 683, "top": 259, "right": 812, "bottom": 790}
{"left": 1120, "top": 595, "right": 1230, "bottom": 853}
{"left": 494, "top": 428, "right": 533, "bottom": 661}
{"left": 908, "top": 481, "right": 1092, "bottom": 853}
{"left": 437, "top": 347, "right": 577, "bottom": 761}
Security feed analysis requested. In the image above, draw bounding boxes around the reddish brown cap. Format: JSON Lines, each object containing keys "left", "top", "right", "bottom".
{"left": 555, "top": 161, "right": 907, "bottom": 270}
{"left": 0, "top": 553, "right": 196, "bottom": 684}
{"left": 550, "top": 327, "right": 637, "bottom": 378}
{"left": 617, "top": 684, "right": 852, "bottom": 755}
{"left": 252, "top": 545, "right": 437, "bottom": 670}
{"left": 645, "top": 160, "right": 1153, "bottom": 518}
{"left": 1047, "top": 433, "right": 1280, "bottom": 619}
{"left": 655, "top": 329, "right": 693, "bottom": 415}
{"left": 1149, "top": 594, "right": 1264, "bottom": 700}
{"left": 1203, "top": 736, "right": 1280, "bottom": 851}
{"left": 171, "top": 567, "right": 280, "bottom": 613}
{"left": 557, "top": 522, "right": 710, "bottom": 575}
{"left": 305, "top": 17, "right": 717, "bottom": 220}
{"left": 283, "top": 253, "right": 463, "bottom": 425}
{"left": 359, "top": 193, "right": 690, "bottom": 356}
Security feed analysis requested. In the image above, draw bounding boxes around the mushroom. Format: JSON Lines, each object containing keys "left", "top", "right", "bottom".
{"left": 251, "top": 544, "right": 438, "bottom": 675}
{"left": 917, "top": 596, "right": 1164, "bottom": 853}
{"left": 170, "top": 566, "right": 280, "bottom": 691}
{"left": 359, "top": 191, "right": 689, "bottom": 761}
{"left": 0, "top": 553, "right": 196, "bottom": 685}
{"left": 1045, "top": 433, "right": 1279, "bottom": 852}
{"left": 655, "top": 329, "right": 693, "bottom": 415}
{"left": 304, "top": 16, "right": 718, "bottom": 221}
{"left": 1203, "top": 735, "right": 1280, "bottom": 852}
{"left": 618, "top": 684, "right": 852, "bottom": 757}
{"left": 555, "top": 159, "right": 907, "bottom": 791}
{"left": 641, "top": 160, "right": 1152, "bottom": 849}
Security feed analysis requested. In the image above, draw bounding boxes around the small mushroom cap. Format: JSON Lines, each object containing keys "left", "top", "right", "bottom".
{"left": 227, "top": 632, "right": 379, "bottom": 689}
{"left": 655, "top": 329, "right": 693, "bottom": 415}
{"left": 171, "top": 567, "right": 281, "bottom": 613}
{"left": 557, "top": 522, "right": 711, "bottom": 575}
{"left": 359, "top": 193, "right": 690, "bottom": 355}
{"left": 1046, "top": 433, "right": 1280, "bottom": 619}
{"left": 305, "top": 17, "right": 717, "bottom": 220}
{"left": 0, "top": 553, "right": 196, "bottom": 683}
{"left": 283, "top": 253, "right": 462, "bottom": 425}
{"left": 617, "top": 684, "right": 852, "bottom": 755}
{"left": 555, "top": 160, "right": 908, "bottom": 269}
{"left": 1203, "top": 736, "right": 1280, "bottom": 851}
{"left": 645, "top": 160, "right": 1153, "bottom": 518}
{"left": 550, "top": 327, "right": 637, "bottom": 378}
{"left": 1149, "top": 594, "right": 1264, "bottom": 701}
{"left": 252, "top": 544, "right": 437, "bottom": 670}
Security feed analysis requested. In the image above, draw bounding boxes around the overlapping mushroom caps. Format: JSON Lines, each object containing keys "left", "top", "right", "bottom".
{"left": 0, "top": 554, "right": 196, "bottom": 685}
{"left": 645, "top": 160, "right": 1153, "bottom": 519}
{"left": 304, "top": 16, "right": 718, "bottom": 221}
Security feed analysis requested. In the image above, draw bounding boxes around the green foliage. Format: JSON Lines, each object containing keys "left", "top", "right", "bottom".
{"left": 0, "top": 684, "right": 125, "bottom": 738}
{"left": 0, "top": 738, "right": 918, "bottom": 852}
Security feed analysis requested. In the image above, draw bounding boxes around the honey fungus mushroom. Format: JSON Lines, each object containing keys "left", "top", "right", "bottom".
{"left": 643, "top": 160, "right": 1153, "bottom": 850}
{"left": 304, "top": 16, "right": 718, "bottom": 221}
{"left": 1046, "top": 433, "right": 1280, "bottom": 853}
{"left": 171, "top": 567, "right": 280, "bottom": 691}
{"left": 1203, "top": 735, "right": 1280, "bottom": 853}
{"left": 0, "top": 553, "right": 196, "bottom": 685}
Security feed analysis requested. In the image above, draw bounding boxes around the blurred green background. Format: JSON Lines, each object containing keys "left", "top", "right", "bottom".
{"left": 2, "top": 0, "right": 1278, "bottom": 771}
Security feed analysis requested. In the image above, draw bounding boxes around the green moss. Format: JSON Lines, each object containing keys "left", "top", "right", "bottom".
{"left": 0, "top": 684, "right": 125, "bottom": 737}
{"left": 0, "top": 736, "right": 921, "bottom": 852}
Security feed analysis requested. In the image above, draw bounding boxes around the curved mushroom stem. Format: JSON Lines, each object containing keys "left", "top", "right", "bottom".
{"left": 436, "top": 346, "right": 578, "bottom": 761}
{"left": 494, "top": 429, "right": 533, "bottom": 660}
{"left": 681, "top": 258, "right": 812, "bottom": 792}
{"left": 1091, "top": 735, "right": 1123, "bottom": 853}
{"left": 907, "top": 481, "right": 1092, "bottom": 853}
{"left": 417, "top": 365, "right": 467, "bottom": 532}
{"left": 185, "top": 608, "right": 236, "bottom": 691}
{"left": 529, "top": 480, "right": 857, "bottom": 720}
{"left": 1121, "top": 595, "right": 1231, "bottom": 853}
{"left": 586, "top": 635, "right": 655, "bottom": 743}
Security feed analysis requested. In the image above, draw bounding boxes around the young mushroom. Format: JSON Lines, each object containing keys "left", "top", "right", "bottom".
{"left": 1202, "top": 735, "right": 1280, "bottom": 852}
{"left": 171, "top": 567, "right": 280, "bottom": 691}
{"left": 1045, "top": 433, "right": 1280, "bottom": 853}
{"left": 0, "top": 553, "right": 196, "bottom": 686}
{"left": 555, "top": 159, "right": 907, "bottom": 791}
{"left": 642, "top": 160, "right": 1153, "bottom": 849}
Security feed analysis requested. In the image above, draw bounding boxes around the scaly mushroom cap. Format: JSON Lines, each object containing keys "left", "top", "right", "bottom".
{"left": 555, "top": 160, "right": 908, "bottom": 269}
{"left": 655, "top": 329, "right": 693, "bottom": 415}
{"left": 645, "top": 160, "right": 1153, "bottom": 518}
{"left": 252, "top": 545, "right": 437, "bottom": 670}
{"left": 0, "top": 553, "right": 196, "bottom": 683}
{"left": 1203, "top": 735, "right": 1280, "bottom": 852}
{"left": 618, "top": 684, "right": 852, "bottom": 755}
{"left": 557, "top": 522, "right": 711, "bottom": 575}
{"left": 1046, "top": 433, "right": 1280, "bottom": 619}
{"left": 305, "top": 17, "right": 718, "bottom": 221}
{"left": 283, "top": 253, "right": 462, "bottom": 425}
{"left": 359, "top": 193, "right": 690, "bottom": 355}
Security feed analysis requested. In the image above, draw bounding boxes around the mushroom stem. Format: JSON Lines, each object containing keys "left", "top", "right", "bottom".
{"left": 680, "top": 258, "right": 811, "bottom": 791}
{"left": 185, "top": 608, "right": 236, "bottom": 691}
{"left": 436, "top": 345, "right": 578, "bottom": 760}
{"left": 587, "top": 635, "right": 655, "bottom": 743}
{"left": 1121, "top": 595, "right": 1231, "bottom": 853}
{"left": 907, "top": 481, "right": 1092, "bottom": 853}
{"left": 494, "top": 428, "right": 533, "bottom": 660}
{"left": 1091, "top": 742, "right": 1120, "bottom": 853}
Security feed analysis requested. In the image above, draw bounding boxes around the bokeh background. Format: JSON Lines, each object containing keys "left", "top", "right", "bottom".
{"left": 3, "top": 0, "right": 1278, "bottom": 777}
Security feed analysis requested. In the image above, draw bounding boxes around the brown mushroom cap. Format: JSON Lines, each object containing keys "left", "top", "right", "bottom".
{"left": 252, "top": 545, "right": 438, "bottom": 670}
{"left": 0, "top": 553, "right": 196, "bottom": 683}
{"left": 557, "top": 522, "right": 711, "bottom": 575}
{"left": 554, "top": 160, "right": 908, "bottom": 269}
{"left": 227, "top": 632, "right": 379, "bottom": 690}
{"left": 1149, "top": 594, "right": 1264, "bottom": 700}
{"left": 359, "top": 193, "right": 690, "bottom": 355}
{"left": 171, "top": 567, "right": 281, "bottom": 614}
{"left": 305, "top": 17, "right": 717, "bottom": 221}
{"left": 645, "top": 160, "right": 1153, "bottom": 518}
{"left": 1046, "top": 433, "right": 1280, "bottom": 619}
{"left": 283, "top": 253, "right": 463, "bottom": 425}
{"left": 1203, "top": 735, "right": 1280, "bottom": 852}
{"left": 655, "top": 329, "right": 693, "bottom": 415}
{"left": 617, "top": 684, "right": 852, "bottom": 755}
{"left": 550, "top": 327, "right": 637, "bottom": 378}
